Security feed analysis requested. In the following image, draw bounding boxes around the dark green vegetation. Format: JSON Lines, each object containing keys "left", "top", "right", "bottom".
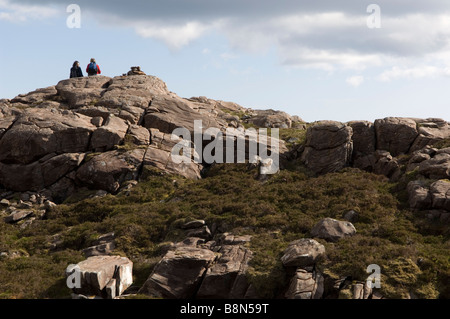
{"left": 1, "top": 158, "right": 449, "bottom": 299}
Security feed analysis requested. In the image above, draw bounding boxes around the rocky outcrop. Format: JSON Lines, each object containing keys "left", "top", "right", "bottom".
{"left": 310, "top": 218, "right": 356, "bottom": 242}
{"left": 407, "top": 179, "right": 450, "bottom": 222}
{"left": 285, "top": 268, "right": 324, "bottom": 299}
{"left": 301, "top": 121, "right": 353, "bottom": 175}
{"left": 418, "top": 148, "right": 450, "bottom": 179}
{"left": 138, "top": 231, "right": 255, "bottom": 299}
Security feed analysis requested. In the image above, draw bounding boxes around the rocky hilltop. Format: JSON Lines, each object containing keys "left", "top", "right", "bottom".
{"left": 0, "top": 71, "right": 449, "bottom": 299}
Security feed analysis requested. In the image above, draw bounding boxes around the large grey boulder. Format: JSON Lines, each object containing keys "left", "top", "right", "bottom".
{"left": 66, "top": 255, "right": 133, "bottom": 299}
{"left": 374, "top": 117, "right": 418, "bottom": 156}
{"left": 310, "top": 218, "right": 356, "bottom": 242}
{"left": 281, "top": 239, "right": 326, "bottom": 268}
{"left": 138, "top": 245, "right": 216, "bottom": 299}
{"left": 301, "top": 121, "right": 353, "bottom": 175}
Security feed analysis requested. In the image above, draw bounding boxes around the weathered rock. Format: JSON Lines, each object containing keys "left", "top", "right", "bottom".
{"left": 11, "top": 86, "right": 58, "bottom": 105}
{"left": 410, "top": 119, "right": 450, "bottom": 152}
{"left": 310, "top": 218, "right": 356, "bottom": 242}
{"left": 82, "top": 232, "right": 116, "bottom": 258}
{"left": 348, "top": 121, "right": 376, "bottom": 160}
{"left": 143, "top": 95, "right": 221, "bottom": 134}
{"left": 138, "top": 245, "right": 216, "bottom": 299}
{"left": 0, "top": 108, "right": 96, "bottom": 165}
{"left": 220, "top": 233, "right": 252, "bottom": 246}
{"left": 143, "top": 146, "right": 202, "bottom": 180}
{"left": 76, "top": 149, "right": 145, "bottom": 193}
{"left": 197, "top": 244, "right": 252, "bottom": 299}
{"left": 407, "top": 181, "right": 432, "bottom": 210}
{"left": 281, "top": 239, "right": 326, "bottom": 268}
{"left": 285, "top": 269, "right": 324, "bottom": 299}
{"left": 418, "top": 149, "right": 450, "bottom": 179}
{"left": 55, "top": 76, "right": 111, "bottom": 109}
{"left": 127, "top": 66, "right": 146, "bottom": 76}
{"left": 374, "top": 117, "right": 418, "bottom": 156}
{"left": 0, "top": 153, "right": 85, "bottom": 192}
{"left": 352, "top": 282, "right": 372, "bottom": 299}
{"left": 90, "top": 115, "right": 129, "bottom": 152}
{"left": 127, "top": 125, "right": 150, "bottom": 145}
{"left": 373, "top": 150, "right": 401, "bottom": 180}
{"left": 4, "top": 210, "right": 33, "bottom": 223}
{"left": 301, "top": 121, "right": 353, "bottom": 175}
{"left": 247, "top": 109, "right": 292, "bottom": 128}
{"left": 343, "top": 210, "right": 359, "bottom": 223}
{"left": 430, "top": 180, "right": 450, "bottom": 211}
{"left": 186, "top": 225, "right": 212, "bottom": 240}
{"left": 66, "top": 255, "right": 133, "bottom": 298}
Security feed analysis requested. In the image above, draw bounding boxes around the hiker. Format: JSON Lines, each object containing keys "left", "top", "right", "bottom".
{"left": 86, "top": 58, "right": 101, "bottom": 76}
{"left": 70, "top": 61, "right": 83, "bottom": 78}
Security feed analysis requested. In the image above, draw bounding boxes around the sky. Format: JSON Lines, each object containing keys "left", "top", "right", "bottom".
{"left": 0, "top": 0, "right": 449, "bottom": 123}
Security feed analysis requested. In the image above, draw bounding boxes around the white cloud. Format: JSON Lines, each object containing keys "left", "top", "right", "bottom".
{"left": 378, "top": 65, "right": 450, "bottom": 82}
{"left": 346, "top": 75, "right": 364, "bottom": 87}
{"left": 135, "top": 21, "right": 211, "bottom": 50}
{"left": 0, "top": 0, "right": 58, "bottom": 22}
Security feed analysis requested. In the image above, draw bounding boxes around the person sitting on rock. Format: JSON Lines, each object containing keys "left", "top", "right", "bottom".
{"left": 86, "top": 58, "right": 101, "bottom": 76}
{"left": 70, "top": 61, "right": 83, "bottom": 78}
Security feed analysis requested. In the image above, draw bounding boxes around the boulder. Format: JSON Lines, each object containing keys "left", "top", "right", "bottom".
{"left": 127, "top": 125, "right": 150, "bottom": 145}
{"left": 418, "top": 149, "right": 450, "bottom": 179}
{"left": 285, "top": 269, "right": 324, "bottom": 299}
{"left": 138, "top": 245, "right": 216, "bottom": 299}
{"left": 76, "top": 149, "right": 145, "bottom": 193}
{"left": 352, "top": 282, "right": 372, "bottom": 299}
{"left": 410, "top": 119, "right": 450, "bottom": 152}
{"left": 429, "top": 180, "right": 450, "bottom": 211}
{"left": 372, "top": 150, "right": 401, "bottom": 180}
{"left": 281, "top": 239, "right": 326, "bottom": 268}
{"left": 4, "top": 210, "right": 33, "bottom": 223}
{"left": 82, "top": 232, "right": 116, "bottom": 258}
{"left": 197, "top": 244, "right": 252, "bottom": 299}
{"left": 310, "top": 218, "right": 356, "bottom": 242}
{"left": 374, "top": 117, "right": 418, "bottom": 156}
{"left": 301, "top": 121, "right": 353, "bottom": 175}
{"left": 407, "top": 181, "right": 432, "bottom": 210}
{"left": 66, "top": 255, "right": 133, "bottom": 298}
{"left": 0, "top": 108, "right": 96, "bottom": 165}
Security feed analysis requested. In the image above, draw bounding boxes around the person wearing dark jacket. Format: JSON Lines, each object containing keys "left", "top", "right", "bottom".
{"left": 86, "top": 58, "right": 101, "bottom": 76}
{"left": 70, "top": 61, "right": 84, "bottom": 78}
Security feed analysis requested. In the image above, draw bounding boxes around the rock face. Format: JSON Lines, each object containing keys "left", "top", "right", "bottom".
{"left": 374, "top": 117, "right": 418, "bottom": 156}
{"left": 301, "top": 121, "right": 353, "bottom": 175}
{"left": 407, "top": 179, "right": 450, "bottom": 222}
{"left": 139, "top": 232, "right": 255, "bottom": 299}
{"left": 310, "top": 218, "right": 356, "bottom": 242}
{"left": 66, "top": 255, "right": 133, "bottom": 299}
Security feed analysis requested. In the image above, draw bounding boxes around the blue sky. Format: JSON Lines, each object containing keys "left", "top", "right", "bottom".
{"left": 0, "top": 0, "right": 449, "bottom": 123}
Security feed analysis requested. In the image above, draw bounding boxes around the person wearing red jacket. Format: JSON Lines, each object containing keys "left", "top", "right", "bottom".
{"left": 86, "top": 58, "right": 101, "bottom": 76}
